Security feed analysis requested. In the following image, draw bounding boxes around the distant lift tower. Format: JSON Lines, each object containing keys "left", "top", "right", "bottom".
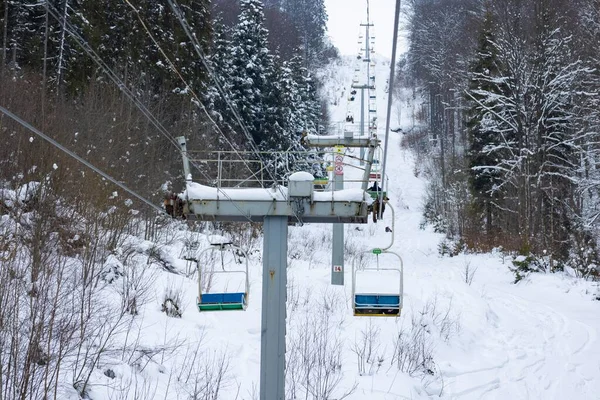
{"left": 175, "top": 137, "right": 369, "bottom": 400}
{"left": 303, "top": 132, "right": 380, "bottom": 285}
{"left": 357, "top": 0, "right": 376, "bottom": 163}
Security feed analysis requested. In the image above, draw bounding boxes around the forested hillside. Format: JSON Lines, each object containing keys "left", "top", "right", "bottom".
{"left": 400, "top": 0, "right": 600, "bottom": 279}
{"left": 0, "top": 1, "right": 334, "bottom": 398}
{"left": 0, "top": 0, "right": 332, "bottom": 202}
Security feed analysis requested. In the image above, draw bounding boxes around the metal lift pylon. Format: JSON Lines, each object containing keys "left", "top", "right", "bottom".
{"left": 174, "top": 137, "right": 369, "bottom": 400}
{"left": 303, "top": 132, "right": 379, "bottom": 286}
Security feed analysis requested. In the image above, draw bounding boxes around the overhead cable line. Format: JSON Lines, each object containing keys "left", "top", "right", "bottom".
{"left": 121, "top": 0, "right": 253, "bottom": 169}
{"left": 164, "top": 0, "right": 268, "bottom": 159}
{"left": 0, "top": 105, "right": 165, "bottom": 214}
{"left": 380, "top": 0, "right": 401, "bottom": 219}
{"left": 48, "top": 2, "right": 257, "bottom": 182}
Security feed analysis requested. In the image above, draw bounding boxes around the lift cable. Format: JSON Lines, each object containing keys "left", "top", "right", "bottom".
{"left": 0, "top": 105, "right": 165, "bottom": 215}
{"left": 45, "top": 2, "right": 256, "bottom": 183}
{"left": 380, "top": 0, "right": 402, "bottom": 219}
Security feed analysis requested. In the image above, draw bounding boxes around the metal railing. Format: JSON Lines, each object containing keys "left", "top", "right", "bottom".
{"left": 186, "top": 149, "right": 376, "bottom": 190}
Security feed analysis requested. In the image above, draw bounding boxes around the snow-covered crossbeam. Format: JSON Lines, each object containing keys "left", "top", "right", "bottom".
{"left": 304, "top": 134, "right": 379, "bottom": 148}
{"left": 181, "top": 182, "right": 371, "bottom": 223}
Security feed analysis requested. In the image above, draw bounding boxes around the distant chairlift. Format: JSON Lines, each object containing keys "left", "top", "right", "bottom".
{"left": 195, "top": 243, "right": 249, "bottom": 311}
{"left": 352, "top": 248, "right": 403, "bottom": 316}
{"left": 369, "top": 159, "right": 381, "bottom": 180}
{"left": 369, "top": 147, "right": 383, "bottom": 180}
{"left": 313, "top": 175, "right": 330, "bottom": 190}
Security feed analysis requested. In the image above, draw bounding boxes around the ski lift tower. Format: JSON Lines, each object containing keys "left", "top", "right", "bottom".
{"left": 174, "top": 137, "right": 370, "bottom": 400}
{"left": 303, "top": 133, "right": 380, "bottom": 285}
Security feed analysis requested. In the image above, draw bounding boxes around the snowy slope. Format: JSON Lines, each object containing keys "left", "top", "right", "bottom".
{"left": 79, "top": 55, "right": 600, "bottom": 400}
{"left": 315, "top": 54, "right": 600, "bottom": 399}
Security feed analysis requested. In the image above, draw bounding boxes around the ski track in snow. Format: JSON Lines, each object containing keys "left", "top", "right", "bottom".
{"left": 445, "top": 288, "right": 599, "bottom": 400}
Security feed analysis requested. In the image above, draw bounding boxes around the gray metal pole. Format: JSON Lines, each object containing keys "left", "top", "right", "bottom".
{"left": 360, "top": 88, "right": 365, "bottom": 165}
{"left": 380, "top": 0, "right": 401, "bottom": 218}
{"left": 260, "top": 216, "right": 288, "bottom": 400}
{"left": 331, "top": 171, "right": 344, "bottom": 285}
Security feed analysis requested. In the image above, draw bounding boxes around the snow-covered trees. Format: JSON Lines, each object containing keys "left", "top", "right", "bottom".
{"left": 281, "top": 0, "right": 328, "bottom": 66}
{"left": 405, "top": 0, "right": 600, "bottom": 267}
{"left": 227, "top": 0, "right": 277, "bottom": 147}
{"left": 208, "top": 0, "right": 325, "bottom": 178}
{"left": 466, "top": 9, "right": 507, "bottom": 238}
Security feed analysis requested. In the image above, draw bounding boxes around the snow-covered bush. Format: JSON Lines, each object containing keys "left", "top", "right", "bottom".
{"left": 509, "top": 253, "right": 553, "bottom": 283}
{"left": 438, "top": 237, "right": 466, "bottom": 257}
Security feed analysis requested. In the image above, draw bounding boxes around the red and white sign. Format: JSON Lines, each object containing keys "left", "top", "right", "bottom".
{"left": 333, "top": 265, "right": 342, "bottom": 272}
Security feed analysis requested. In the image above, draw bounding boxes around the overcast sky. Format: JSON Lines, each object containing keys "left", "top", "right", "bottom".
{"left": 324, "top": 0, "right": 407, "bottom": 57}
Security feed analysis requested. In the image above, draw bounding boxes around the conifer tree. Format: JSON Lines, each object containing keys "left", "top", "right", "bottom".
{"left": 227, "top": 0, "right": 276, "bottom": 147}
{"left": 466, "top": 9, "right": 507, "bottom": 236}
{"left": 281, "top": 0, "right": 328, "bottom": 66}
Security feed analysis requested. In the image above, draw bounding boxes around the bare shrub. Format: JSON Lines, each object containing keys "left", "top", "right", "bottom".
{"left": 391, "top": 295, "right": 460, "bottom": 377}
{"left": 161, "top": 284, "right": 185, "bottom": 318}
{"left": 287, "top": 277, "right": 301, "bottom": 313}
{"left": 286, "top": 301, "right": 357, "bottom": 400}
{"left": 344, "top": 235, "right": 366, "bottom": 259}
{"left": 118, "top": 246, "right": 157, "bottom": 315}
{"left": 350, "top": 320, "right": 383, "bottom": 375}
{"left": 196, "top": 247, "right": 221, "bottom": 294}
{"left": 0, "top": 183, "right": 133, "bottom": 400}
{"left": 391, "top": 315, "right": 435, "bottom": 377}
{"left": 175, "top": 342, "right": 232, "bottom": 400}
{"left": 463, "top": 259, "right": 477, "bottom": 286}
{"left": 423, "top": 295, "right": 461, "bottom": 343}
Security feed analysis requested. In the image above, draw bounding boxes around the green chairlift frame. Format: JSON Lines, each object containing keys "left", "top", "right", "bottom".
{"left": 195, "top": 244, "right": 249, "bottom": 312}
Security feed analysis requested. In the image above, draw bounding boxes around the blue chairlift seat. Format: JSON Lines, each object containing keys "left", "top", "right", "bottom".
{"left": 354, "top": 293, "right": 401, "bottom": 316}
{"left": 198, "top": 292, "right": 246, "bottom": 311}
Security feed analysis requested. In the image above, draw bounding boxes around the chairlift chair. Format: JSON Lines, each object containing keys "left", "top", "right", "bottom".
{"left": 195, "top": 243, "right": 249, "bottom": 311}
{"left": 352, "top": 248, "right": 403, "bottom": 316}
{"left": 313, "top": 176, "right": 330, "bottom": 190}
{"left": 369, "top": 148, "right": 383, "bottom": 180}
{"left": 369, "top": 163, "right": 381, "bottom": 180}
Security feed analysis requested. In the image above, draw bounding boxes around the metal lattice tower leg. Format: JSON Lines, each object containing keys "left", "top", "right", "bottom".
{"left": 260, "top": 216, "right": 288, "bottom": 400}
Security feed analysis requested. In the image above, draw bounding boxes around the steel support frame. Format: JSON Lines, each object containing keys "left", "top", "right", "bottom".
{"left": 331, "top": 174, "right": 344, "bottom": 285}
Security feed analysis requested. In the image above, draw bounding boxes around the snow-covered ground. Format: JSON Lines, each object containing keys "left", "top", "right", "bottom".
{"left": 80, "top": 54, "right": 600, "bottom": 399}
